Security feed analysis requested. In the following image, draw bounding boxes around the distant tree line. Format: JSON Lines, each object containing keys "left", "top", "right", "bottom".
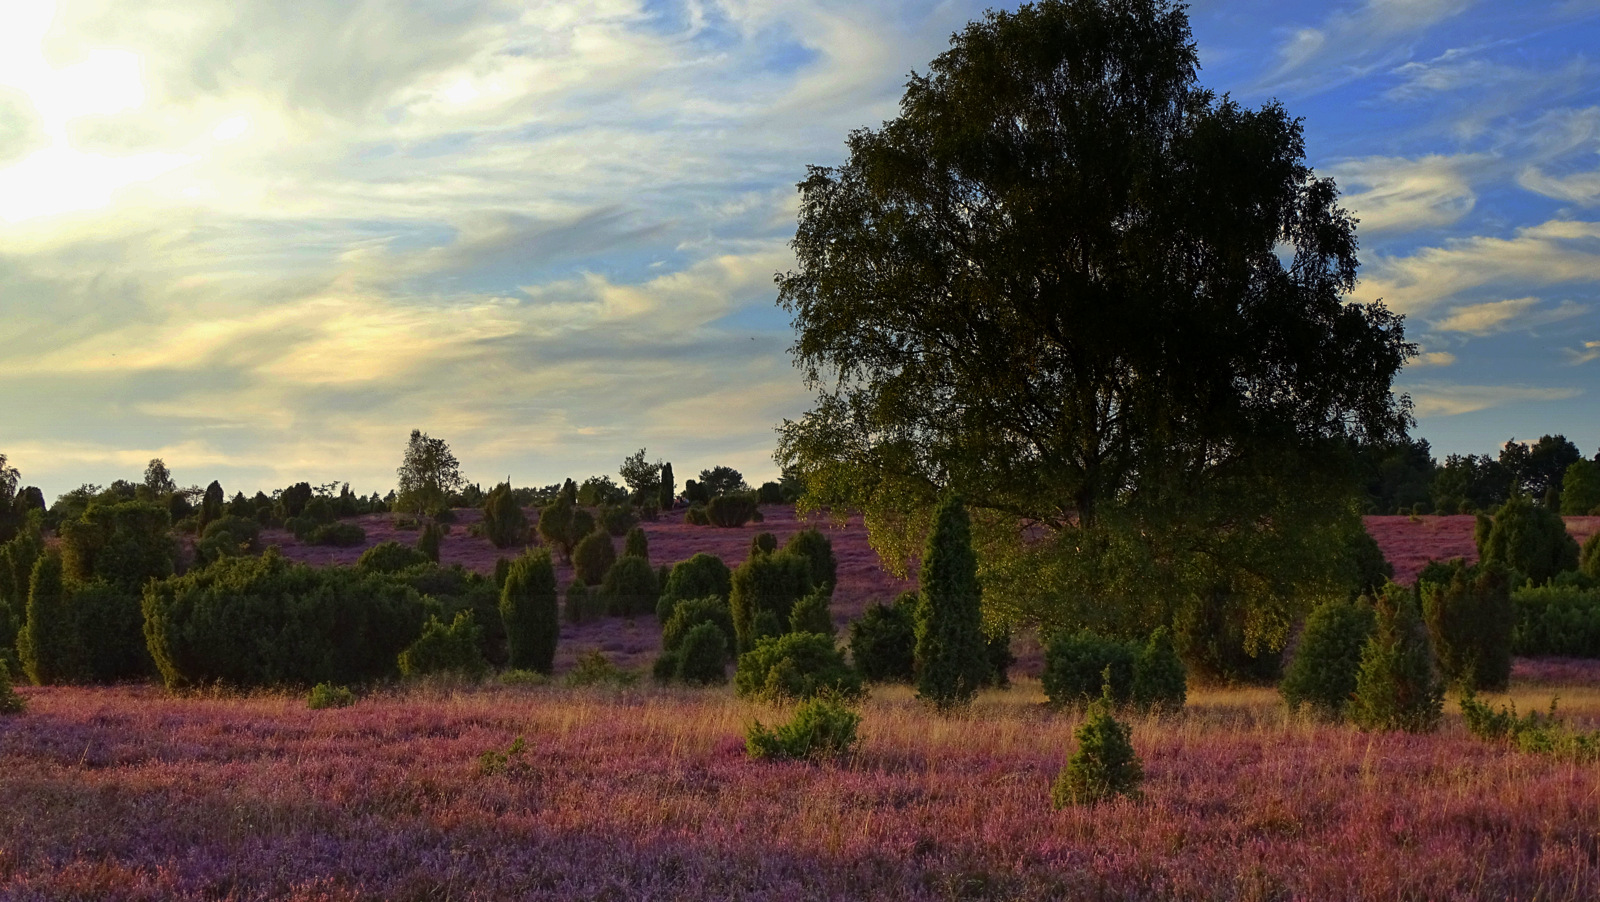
{"left": 1356, "top": 433, "right": 1600, "bottom": 515}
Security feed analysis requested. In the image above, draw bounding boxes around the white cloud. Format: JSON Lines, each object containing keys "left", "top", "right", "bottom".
{"left": 1358, "top": 220, "right": 1600, "bottom": 316}
{"left": 1429, "top": 296, "right": 1585, "bottom": 335}
{"left": 1568, "top": 340, "right": 1600, "bottom": 365}
{"left": 1262, "top": 0, "right": 1478, "bottom": 93}
{"left": 1332, "top": 153, "right": 1482, "bottom": 233}
{"left": 1409, "top": 382, "right": 1584, "bottom": 417}
{"left": 1413, "top": 350, "right": 1457, "bottom": 367}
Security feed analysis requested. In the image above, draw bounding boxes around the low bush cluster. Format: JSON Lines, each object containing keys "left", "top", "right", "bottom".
{"left": 1512, "top": 581, "right": 1600, "bottom": 657}
{"left": 307, "top": 682, "right": 356, "bottom": 709}
{"left": 1281, "top": 597, "right": 1375, "bottom": 717}
{"left": 1042, "top": 629, "right": 1187, "bottom": 714}
{"left": 745, "top": 696, "right": 860, "bottom": 761}
{"left": 1348, "top": 586, "right": 1443, "bottom": 733}
{"left": 657, "top": 553, "right": 731, "bottom": 620}
{"left": 398, "top": 611, "right": 489, "bottom": 680}
{"left": 705, "top": 493, "right": 762, "bottom": 528}
{"left": 654, "top": 597, "right": 736, "bottom": 684}
{"left": 1460, "top": 694, "right": 1600, "bottom": 761}
{"left": 599, "top": 555, "right": 657, "bottom": 618}
{"left": 734, "top": 632, "right": 862, "bottom": 703}
{"left": 848, "top": 594, "right": 917, "bottom": 682}
{"left": 1419, "top": 560, "right": 1513, "bottom": 690}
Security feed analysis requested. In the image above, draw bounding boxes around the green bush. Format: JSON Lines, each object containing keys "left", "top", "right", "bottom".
{"left": 658, "top": 553, "right": 731, "bottom": 619}
{"left": 1419, "top": 560, "right": 1514, "bottom": 690}
{"left": 481, "top": 482, "right": 528, "bottom": 549}
{"left": 307, "top": 682, "right": 356, "bottom": 710}
{"left": 985, "top": 625, "right": 1016, "bottom": 688}
{"left": 1562, "top": 459, "right": 1600, "bottom": 516}
{"left": 0, "top": 520, "right": 43, "bottom": 676}
{"left": 788, "top": 588, "right": 834, "bottom": 636}
{"left": 706, "top": 493, "right": 761, "bottom": 528}
{"left": 848, "top": 594, "right": 917, "bottom": 683}
{"left": 563, "top": 577, "right": 604, "bottom": 624}
{"left": 784, "top": 529, "right": 837, "bottom": 594}
{"left": 1582, "top": 532, "right": 1600, "bottom": 582}
{"left": 357, "top": 541, "right": 432, "bottom": 574}
{"left": 623, "top": 526, "right": 649, "bottom": 561}
{"left": 501, "top": 549, "right": 559, "bottom": 674}
{"left": 1510, "top": 582, "right": 1600, "bottom": 657}
{"left": 565, "top": 649, "right": 638, "bottom": 688}
{"left": 0, "top": 658, "right": 23, "bottom": 714}
{"left": 1052, "top": 695, "right": 1143, "bottom": 807}
{"left": 307, "top": 523, "right": 365, "bottom": 547}
{"left": 18, "top": 553, "right": 75, "bottom": 685}
{"left": 71, "top": 580, "right": 150, "bottom": 683}
{"left": 1280, "top": 597, "right": 1376, "bottom": 717}
{"left": 58, "top": 501, "right": 176, "bottom": 592}
{"left": 1460, "top": 694, "right": 1600, "bottom": 761}
{"left": 683, "top": 504, "right": 710, "bottom": 526}
{"left": 757, "top": 481, "right": 784, "bottom": 504}
{"left": 398, "top": 611, "right": 489, "bottom": 679}
{"left": 749, "top": 532, "right": 778, "bottom": 558}
{"left": 1477, "top": 494, "right": 1579, "bottom": 585}
{"left": 1349, "top": 586, "right": 1443, "bottom": 733}
{"left": 572, "top": 531, "right": 616, "bottom": 586}
{"left": 599, "top": 504, "right": 638, "bottom": 537}
{"left": 746, "top": 696, "right": 861, "bottom": 761}
{"left": 1130, "top": 627, "right": 1187, "bottom": 713}
{"left": 199, "top": 481, "right": 224, "bottom": 533}
{"left": 537, "top": 500, "right": 579, "bottom": 559}
{"left": 915, "top": 496, "right": 988, "bottom": 709}
{"left": 734, "top": 632, "right": 862, "bottom": 703}
{"left": 674, "top": 622, "right": 730, "bottom": 684}
{"left": 195, "top": 515, "right": 260, "bottom": 565}
{"left": 493, "top": 557, "right": 511, "bottom": 590}
{"left": 417, "top": 521, "right": 444, "bottom": 563}
{"left": 144, "top": 550, "right": 429, "bottom": 689}
{"left": 730, "top": 551, "right": 813, "bottom": 651}
{"left": 661, "top": 597, "right": 736, "bottom": 657}
{"left": 599, "top": 554, "right": 658, "bottom": 618}
{"left": 1042, "top": 632, "right": 1137, "bottom": 708}
{"left": 1342, "top": 526, "right": 1393, "bottom": 598}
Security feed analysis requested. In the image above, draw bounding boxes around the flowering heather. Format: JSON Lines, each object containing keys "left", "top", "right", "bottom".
{"left": 3, "top": 677, "right": 1600, "bottom": 900}
{"left": 1364, "top": 514, "right": 1600, "bottom": 585}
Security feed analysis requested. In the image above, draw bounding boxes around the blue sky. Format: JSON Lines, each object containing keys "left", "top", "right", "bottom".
{"left": 0, "top": 0, "right": 1596, "bottom": 500}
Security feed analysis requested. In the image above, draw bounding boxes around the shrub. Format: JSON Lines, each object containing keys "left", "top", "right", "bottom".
{"left": 985, "top": 625, "right": 1016, "bottom": 688}
{"left": 1130, "top": 627, "right": 1186, "bottom": 713}
{"left": 398, "top": 611, "right": 489, "bottom": 679}
{"left": 498, "top": 669, "right": 549, "bottom": 687}
{"left": 18, "top": 553, "right": 75, "bottom": 685}
{"left": 195, "top": 515, "right": 261, "bottom": 565}
{"left": 1562, "top": 459, "right": 1600, "bottom": 516}
{"left": 749, "top": 532, "right": 778, "bottom": 558}
{"left": 675, "top": 622, "right": 730, "bottom": 685}
{"left": 493, "top": 557, "right": 511, "bottom": 589}
{"left": 734, "top": 632, "right": 862, "bottom": 703}
{"left": 916, "top": 496, "right": 988, "bottom": 709}
{"left": 417, "top": 521, "right": 444, "bottom": 563}
{"left": 1349, "top": 586, "right": 1443, "bottom": 733}
{"left": 1460, "top": 694, "right": 1600, "bottom": 761}
{"left": 71, "top": 580, "right": 150, "bottom": 683}
{"left": 1043, "top": 631, "right": 1136, "bottom": 708}
{"left": 1420, "top": 560, "right": 1514, "bottom": 690}
{"left": 745, "top": 696, "right": 861, "bottom": 761}
{"left": 501, "top": 549, "right": 559, "bottom": 674}
{"left": 658, "top": 553, "right": 732, "bottom": 619}
{"left": 307, "top": 682, "right": 356, "bottom": 710}
{"left": 564, "top": 578, "right": 604, "bottom": 624}
{"left": 537, "top": 500, "right": 580, "bottom": 559}
{"left": 706, "top": 493, "right": 761, "bottom": 528}
{"left": 598, "top": 555, "right": 658, "bottom": 618}
{"left": 1343, "top": 526, "right": 1393, "bottom": 598}
{"left": 623, "top": 526, "right": 649, "bottom": 561}
{"left": 683, "top": 504, "right": 710, "bottom": 526}
{"left": 1477, "top": 494, "right": 1579, "bottom": 585}
{"left": 572, "top": 531, "right": 616, "bottom": 586}
{"left": 730, "top": 551, "right": 812, "bottom": 651}
{"left": 658, "top": 462, "right": 675, "bottom": 509}
{"left": 789, "top": 588, "right": 834, "bottom": 636}
{"left": 308, "top": 523, "right": 365, "bottom": 547}
{"left": 599, "top": 504, "right": 638, "bottom": 537}
{"left": 1582, "top": 532, "right": 1600, "bottom": 582}
{"left": 661, "top": 597, "right": 736, "bottom": 657}
{"left": 357, "top": 541, "right": 432, "bottom": 574}
{"left": 481, "top": 482, "right": 528, "bottom": 549}
{"left": 565, "top": 649, "right": 639, "bottom": 688}
{"left": 144, "top": 550, "right": 429, "bottom": 689}
{"left": 848, "top": 594, "right": 917, "bottom": 683}
{"left": 1052, "top": 693, "right": 1143, "bottom": 808}
{"left": 199, "top": 480, "right": 224, "bottom": 533}
{"left": 757, "top": 481, "right": 784, "bottom": 504}
{"left": 58, "top": 501, "right": 176, "bottom": 592}
{"left": 784, "top": 529, "right": 838, "bottom": 594}
{"left": 1280, "top": 597, "right": 1376, "bottom": 717}
{"left": 0, "top": 659, "right": 22, "bottom": 714}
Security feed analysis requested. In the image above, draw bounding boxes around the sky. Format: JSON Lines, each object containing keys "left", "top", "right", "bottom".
{"left": 0, "top": 0, "right": 1596, "bottom": 501}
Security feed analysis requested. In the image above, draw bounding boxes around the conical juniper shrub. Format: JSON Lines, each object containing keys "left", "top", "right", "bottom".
{"left": 729, "top": 551, "right": 812, "bottom": 652}
{"left": 623, "top": 526, "right": 649, "bottom": 561}
{"left": 18, "top": 553, "right": 75, "bottom": 686}
{"left": 788, "top": 587, "right": 834, "bottom": 636}
{"left": 1477, "top": 494, "right": 1579, "bottom": 586}
{"left": 1053, "top": 685, "right": 1143, "bottom": 808}
{"left": 1419, "top": 560, "right": 1514, "bottom": 691}
{"left": 599, "top": 555, "right": 658, "bottom": 618}
{"left": 915, "top": 495, "right": 989, "bottom": 709}
{"left": 500, "top": 548, "right": 559, "bottom": 674}
{"left": 481, "top": 482, "right": 528, "bottom": 549}
{"left": 674, "top": 621, "right": 729, "bottom": 685}
{"left": 1130, "top": 627, "right": 1186, "bottom": 713}
{"left": 848, "top": 593, "right": 917, "bottom": 683}
{"left": 657, "top": 552, "right": 732, "bottom": 620}
{"left": 572, "top": 530, "right": 616, "bottom": 586}
{"left": 1280, "top": 596, "right": 1376, "bottom": 718}
{"left": 1349, "top": 584, "right": 1444, "bottom": 733}
{"left": 784, "top": 529, "right": 838, "bottom": 595}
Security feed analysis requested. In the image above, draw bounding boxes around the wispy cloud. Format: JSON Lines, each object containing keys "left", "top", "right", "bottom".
{"left": 1568, "top": 340, "right": 1600, "bottom": 365}
{"left": 1261, "top": 0, "right": 1478, "bottom": 94}
{"left": 1331, "top": 153, "right": 1483, "bottom": 233}
{"left": 1409, "top": 382, "right": 1584, "bottom": 417}
{"left": 1358, "top": 220, "right": 1600, "bottom": 316}
{"left": 1429, "top": 296, "right": 1586, "bottom": 335}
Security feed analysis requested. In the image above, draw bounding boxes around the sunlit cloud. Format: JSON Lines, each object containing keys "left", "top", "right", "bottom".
{"left": 1332, "top": 153, "right": 1481, "bottom": 233}
{"left": 1359, "top": 220, "right": 1600, "bottom": 316}
{"left": 1568, "top": 341, "right": 1600, "bottom": 365}
{"left": 1429, "top": 296, "right": 1585, "bottom": 335}
{"left": 1409, "top": 382, "right": 1584, "bottom": 417}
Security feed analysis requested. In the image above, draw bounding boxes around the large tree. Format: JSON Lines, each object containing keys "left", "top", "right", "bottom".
{"left": 775, "top": 0, "right": 1413, "bottom": 670}
{"left": 395, "top": 430, "right": 463, "bottom": 518}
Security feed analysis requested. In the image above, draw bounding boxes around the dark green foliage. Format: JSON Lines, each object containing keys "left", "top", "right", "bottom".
{"left": 1343, "top": 526, "right": 1393, "bottom": 598}
{"left": 307, "top": 682, "right": 356, "bottom": 710}
{"left": 658, "top": 553, "right": 732, "bottom": 620}
{"left": 1477, "top": 494, "right": 1579, "bottom": 585}
{"left": 848, "top": 594, "right": 917, "bottom": 682}
{"left": 1563, "top": 459, "right": 1600, "bottom": 515}
{"left": 784, "top": 529, "right": 837, "bottom": 595}
{"left": 789, "top": 588, "right": 834, "bottom": 636}
{"left": 71, "top": 580, "right": 151, "bottom": 683}
{"left": 600, "top": 555, "right": 658, "bottom": 617}
{"left": 357, "top": 541, "right": 432, "bottom": 574}
{"left": 306, "top": 523, "right": 365, "bottom": 547}
{"left": 684, "top": 480, "right": 708, "bottom": 505}
{"left": 729, "top": 550, "right": 813, "bottom": 650}
{"left": 984, "top": 625, "right": 1016, "bottom": 688}
{"left": 537, "top": 499, "right": 581, "bottom": 560}
{"left": 1043, "top": 632, "right": 1137, "bottom": 708}
{"left": 749, "top": 532, "right": 778, "bottom": 558}
{"left": 1052, "top": 697, "right": 1143, "bottom": 808}
{"left": 661, "top": 597, "right": 736, "bottom": 657}
{"left": 1131, "top": 627, "right": 1186, "bottom": 713}
{"left": 0, "top": 659, "right": 23, "bottom": 714}
{"left": 564, "top": 649, "right": 639, "bottom": 688}
{"left": 572, "top": 530, "right": 616, "bottom": 586}
{"left": 1501, "top": 434, "right": 1583, "bottom": 500}
{"left": 1510, "top": 583, "right": 1600, "bottom": 657}
{"left": 1349, "top": 586, "right": 1444, "bottom": 733}
{"left": 482, "top": 482, "right": 529, "bottom": 549}
{"left": 417, "top": 521, "right": 444, "bottom": 563}
{"left": 19, "top": 553, "right": 74, "bottom": 685}
{"left": 751, "top": 609, "right": 783, "bottom": 644}
{"left": 1280, "top": 597, "right": 1376, "bottom": 717}
{"left": 570, "top": 508, "right": 594, "bottom": 541}
{"left": 674, "top": 622, "right": 730, "bottom": 684}
{"left": 577, "top": 475, "right": 628, "bottom": 508}
{"left": 915, "top": 496, "right": 988, "bottom": 709}
{"left": 1582, "top": 532, "right": 1600, "bottom": 582}
{"left": 746, "top": 696, "right": 861, "bottom": 761}
{"left": 199, "top": 481, "right": 224, "bottom": 532}
{"left": 398, "top": 611, "right": 489, "bottom": 679}
{"left": 0, "top": 516, "right": 45, "bottom": 671}
{"left": 1420, "top": 560, "right": 1514, "bottom": 690}
{"left": 195, "top": 515, "right": 261, "bottom": 565}
{"left": 758, "top": 481, "right": 783, "bottom": 504}
{"left": 623, "top": 527, "right": 648, "bottom": 561}
{"left": 143, "top": 550, "right": 429, "bottom": 689}
{"left": 697, "top": 466, "right": 749, "bottom": 497}
{"left": 683, "top": 504, "right": 710, "bottom": 526}
{"left": 493, "top": 557, "right": 511, "bottom": 590}
{"left": 734, "top": 632, "right": 862, "bottom": 703}
{"left": 278, "top": 482, "right": 313, "bottom": 519}
{"left": 564, "top": 578, "right": 604, "bottom": 624}
{"left": 598, "top": 504, "right": 638, "bottom": 537}
{"left": 1459, "top": 694, "right": 1600, "bottom": 761}
{"left": 1171, "top": 587, "right": 1284, "bottom": 685}
{"left": 395, "top": 430, "right": 463, "bottom": 518}
{"left": 58, "top": 501, "right": 176, "bottom": 592}
{"left": 501, "top": 549, "right": 558, "bottom": 674}
{"left": 705, "top": 493, "right": 761, "bottom": 527}
{"left": 658, "top": 462, "right": 675, "bottom": 509}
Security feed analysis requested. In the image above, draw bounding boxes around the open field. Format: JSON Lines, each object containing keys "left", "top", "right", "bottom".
{"left": 5, "top": 661, "right": 1600, "bottom": 901}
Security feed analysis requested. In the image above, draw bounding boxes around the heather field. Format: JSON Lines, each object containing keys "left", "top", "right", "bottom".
{"left": 5, "top": 665, "right": 1600, "bottom": 901}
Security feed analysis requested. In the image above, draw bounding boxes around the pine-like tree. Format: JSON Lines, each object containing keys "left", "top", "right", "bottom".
{"left": 417, "top": 521, "right": 443, "bottom": 564}
{"left": 482, "top": 482, "right": 529, "bottom": 549}
{"left": 19, "top": 553, "right": 75, "bottom": 685}
{"left": 658, "top": 462, "right": 675, "bottom": 509}
{"left": 914, "top": 495, "right": 989, "bottom": 709}
{"left": 623, "top": 526, "right": 649, "bottom": 561}
{"left": 1052, "top": 679, "right": 1143, "bottom": 807}
{"left": 500, "top": 549, "right": 559, "bottom": 673}
{"left": 199, "top": 480, "right": 224, "bottom": 533}
{"left": 1350, "top": 586, "right": 1444, "bottom": 733}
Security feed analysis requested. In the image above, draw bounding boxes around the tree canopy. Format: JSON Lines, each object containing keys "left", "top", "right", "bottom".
{"left": 395, "top": 430, "right": 463, "bottom": 518}
{"left": 774, "top": 0, "right": 1414, "bottom": 665}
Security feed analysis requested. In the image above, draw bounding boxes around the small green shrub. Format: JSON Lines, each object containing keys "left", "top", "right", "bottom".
{"left": 498, "top": 669, "right": 549, "bottom": 687}
{"left": 572, "top": 531, "right": 616, "bottom": 586}
{"left": 661, "top": 597, "right": 736, "bottom": 656}
{"left": 784, "top": 529, "right": 837, "bottom": 594}
{"left": 749, "top": 532, "right": 778, "bottom": 558}
{"left": 599, "top": 555, "right": 658, "bottom": 618}
{"left": 757, "top": 481, "right": 783, "bottom": 504}
{"left": 675, "top": 622, "right": 730, "bottom": 685}
{"left": 308, "top": 523, "right": 366, "bottom": 547}
{"left": 915, "top": 495, "right": 988, "bottom": 710}
{"left": 1280, "top": 597, "right": 1376, "bottom": 717}
{"left": 729, "top": 550, "right": 812, "bottom": 651}
{"left": 194, "top": 515, "right": 261, "bottom": 565}
{"left": 307, "top": 682, "right": 356, "bottom": 710}
{"left": 985, "top": 625, "right": 1016, "bottom": 688}
{"left": 706, "top": 493, "right": 761, "bottom": 528}
{"left": 417, "top": 521, "right": 444, "bottom": 564}
{"left": 565, "top": 649, "right": 639, "bottom": 688}
{"left": 1511, "top": 582, "right": 1600, "bottom": 657}
{"left": 482, "top": 482, "right": 528, "bottom": 549}
{"left": 598, "top": 504, "right": 638, "bottom": 537}
{"left": 563, "top": 578, "right": 604, "bottom": 624}
{"left": 789, "top": 588, "right": 834, "bottom": 636}
{"left": 734, "top": 632, "right": 861, "bottom": 703}
{"left": 398, "top": 611, "right": 489, "bottom": 680}
{"left": 478, "top": 735, "right": 528, "bottom": 776}
{"left": 1043, "top": 632, "right": 1137, "bottom": 708}
{"left": 1420, "top": 560, "right": 1514, "bottom": 690}
{"left": 501, "top": 549, "right": 559, "bottom": 674}
{"left": 623, "top": 526, "right": 649, "bottom": 561}
{"left": 1053, "top": 691, "right": 1143, "bottom": 807}
{"left": 683, "top": 505, "right": 710, "bottom": 526}
{"left": 1130, "top": 627, "right": 1186, "bottom": 713}
{"left": 848, "top": 594, "right": 917, "bottom": 683}
{"left": 1477, "top": 494, "right": 1579, "bottom": 585}
{"left": 0, "top": 659, "right": 24, "bottom": 714}
{"left": 1460, "top": 694, "right": 1600, "bottom": 761}
{"left": 658, "top": 553, "right": 731, "bottom": 619}
{"left": 745, "top": 695, "right": 861, "bottom": 761}
{"left": 1349, "top": 586, "right": 1443, "bottom": 733}
{"left": 357, "top": 541, "right": 432, "bottom": 574}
